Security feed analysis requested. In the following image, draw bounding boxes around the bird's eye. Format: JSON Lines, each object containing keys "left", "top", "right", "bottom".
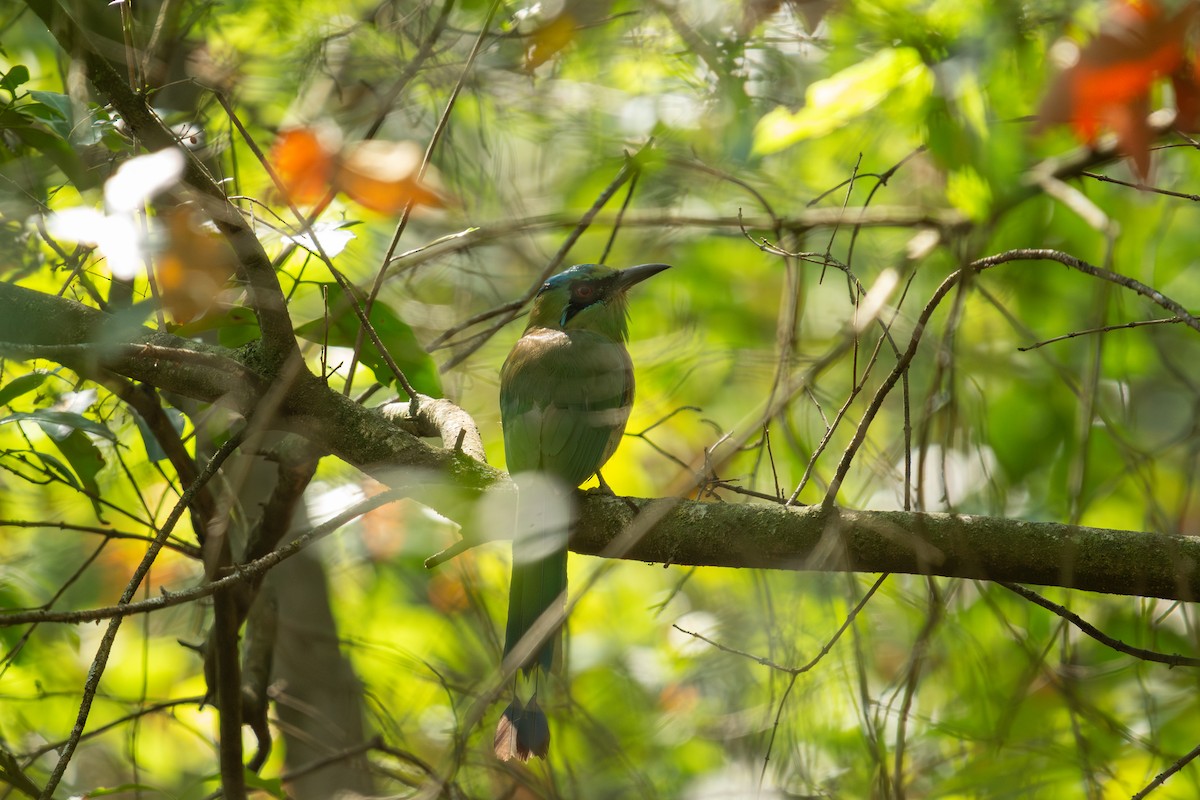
{"left": 574, "top": 284, "right": 595, "bottom": 300}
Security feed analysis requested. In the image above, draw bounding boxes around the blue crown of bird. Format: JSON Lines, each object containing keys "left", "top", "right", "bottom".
{"left": 494, "top": 262, "right": 670, "bottom": 762}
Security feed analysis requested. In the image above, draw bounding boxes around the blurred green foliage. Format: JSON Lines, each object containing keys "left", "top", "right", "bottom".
{"left": 3, "top": 0, "right": 1200, "bottom": 797}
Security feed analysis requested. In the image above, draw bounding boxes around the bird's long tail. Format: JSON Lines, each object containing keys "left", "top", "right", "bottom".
{"left": 503, "top": 547, "right": 567, "bottom": 674}
{"left": 495, "top": 477, "right": 569, "bottom": 761}
{"left": 494, "top": 548, "right": 565, "bottom": 761}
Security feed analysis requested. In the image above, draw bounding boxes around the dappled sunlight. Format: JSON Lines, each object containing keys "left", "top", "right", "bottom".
{"left": 5, "top": 0, "right": 1200, "bottom": 797}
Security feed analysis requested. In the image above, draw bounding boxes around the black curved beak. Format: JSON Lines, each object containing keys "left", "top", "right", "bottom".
{"left": 616, "top": 263, "right": 671, "bottom": 290}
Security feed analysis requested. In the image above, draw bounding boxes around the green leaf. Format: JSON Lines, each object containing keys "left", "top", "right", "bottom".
{"left": 243, "top": 770, "right": 286, "bottom": 798}
{"left": 27, "top": 449, "right": 82, "bottom": 490}
{"left": 27, "top": 91, "right": 72, "bottom": 137}
{"left": 0, "top": 410, "right": 118, "bottom": 441}
{"left": 171, "top": 306, "right": 261, "bottom": 348}
{"left": 295, "top": 285, "right": 441, "bottom": 396}
{"left": 86, "top": 784, "right": 165, "bottom": 797}
{"left": 0, "top": 65, "right": 30, "bottom": 94}
{"left": 51, "top": 428, "right": 107, "bottom": 520}
{"left": 20, "top": 103, "right": 65, "bottom": 123}
{"left": 945, "top": 166, "right": 993, "bottom": 221}
{"left": 3, "top": 123, "right": 92, "bottom": 190}
{"left": 752, "top": 47, "right": 934, "bottom": 155}
{"left": 220, "top": 320, "right": 262, "bottom": 348}
{"left": 132, "top": 405, "right": 185, "bottom": 463}
{"left": 0, "top": 372, "right": 50, "bottom": 408}
{"left": 284, "top": 221, "right": 358, "bottom": 258}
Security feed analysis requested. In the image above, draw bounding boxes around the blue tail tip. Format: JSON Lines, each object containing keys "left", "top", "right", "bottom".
{"left": 494, "top": 694, "right": 550, "bottom": 761}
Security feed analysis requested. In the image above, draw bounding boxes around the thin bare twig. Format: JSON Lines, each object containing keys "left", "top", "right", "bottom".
{"left": 347, "top": 0, "right": 498, "bottom": 399}
{"left": 822, "top": 247, "right": 1200, "bottom": 509}
{"left": 0, "top": 519, "right": 200, "bottom": 558}
{"left": 1131, "top": 741, "right": 1200, "bottom": 799}
{"left": 1081, "top": 170, "right": 1200, "bottom": 202}
{"left": 672, "top": 573, "right": 888, "bottom": 676}
{"left": 216, "top": 93, "right": 421, "bottom": 402}
{"left": 1018, "top": 317, "right": 1179, "bottom": 351}
{"left": 1000, "top": 582, "right": 1200, "bottom": 668}
{"left": 0, "top": 487, "right": 407, "bottom": 628}
{"left": 433, "top": 139, "right": 657, "bottom": 369}
{"left": 39, "top": 430, "right": 246, "bottom": 800}
{"left": 598, "top": 155, "right": 642, "bottom": 264}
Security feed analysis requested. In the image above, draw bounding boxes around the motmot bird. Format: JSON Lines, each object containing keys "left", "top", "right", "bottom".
{"left": 494, "top": 262, "right": 670, "bottom": 762}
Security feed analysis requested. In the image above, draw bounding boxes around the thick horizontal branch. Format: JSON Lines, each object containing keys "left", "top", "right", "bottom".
{"left": 4, "top": 277, "right": 1198, "bottom": 603}
{"left": 10, "top": 488, "right": 1199, "bottom": 629}
{"left": 0, "top": 283, "right": 265, "bottom": 406}
{"left": 571, "top": 496, "right": 1200, "bottom": 602}
{"left": 0, "top": 282, "right": 497, "bottom": 492}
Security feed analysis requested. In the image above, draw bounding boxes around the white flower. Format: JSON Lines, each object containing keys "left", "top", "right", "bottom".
{"left": 44, "top": 148, "right": 185, "bottom": 279}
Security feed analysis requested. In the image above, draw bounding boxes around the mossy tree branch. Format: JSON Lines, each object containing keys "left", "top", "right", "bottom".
{"left": 1, "top": 283, "right": 1196, "bottom": 604}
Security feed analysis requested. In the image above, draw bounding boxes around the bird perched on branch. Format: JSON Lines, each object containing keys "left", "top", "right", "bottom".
{"left": 494, "top": 262, "right": 670, "bottom": 762}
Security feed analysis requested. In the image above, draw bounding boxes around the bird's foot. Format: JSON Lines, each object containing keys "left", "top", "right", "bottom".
{"left": 588, "top": 470, "right": 617, "bottom": 496}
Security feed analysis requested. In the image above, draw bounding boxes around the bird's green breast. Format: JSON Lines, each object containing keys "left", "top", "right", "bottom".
{"left": 500, "top": 326, "right": 634, "bottom": 487}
